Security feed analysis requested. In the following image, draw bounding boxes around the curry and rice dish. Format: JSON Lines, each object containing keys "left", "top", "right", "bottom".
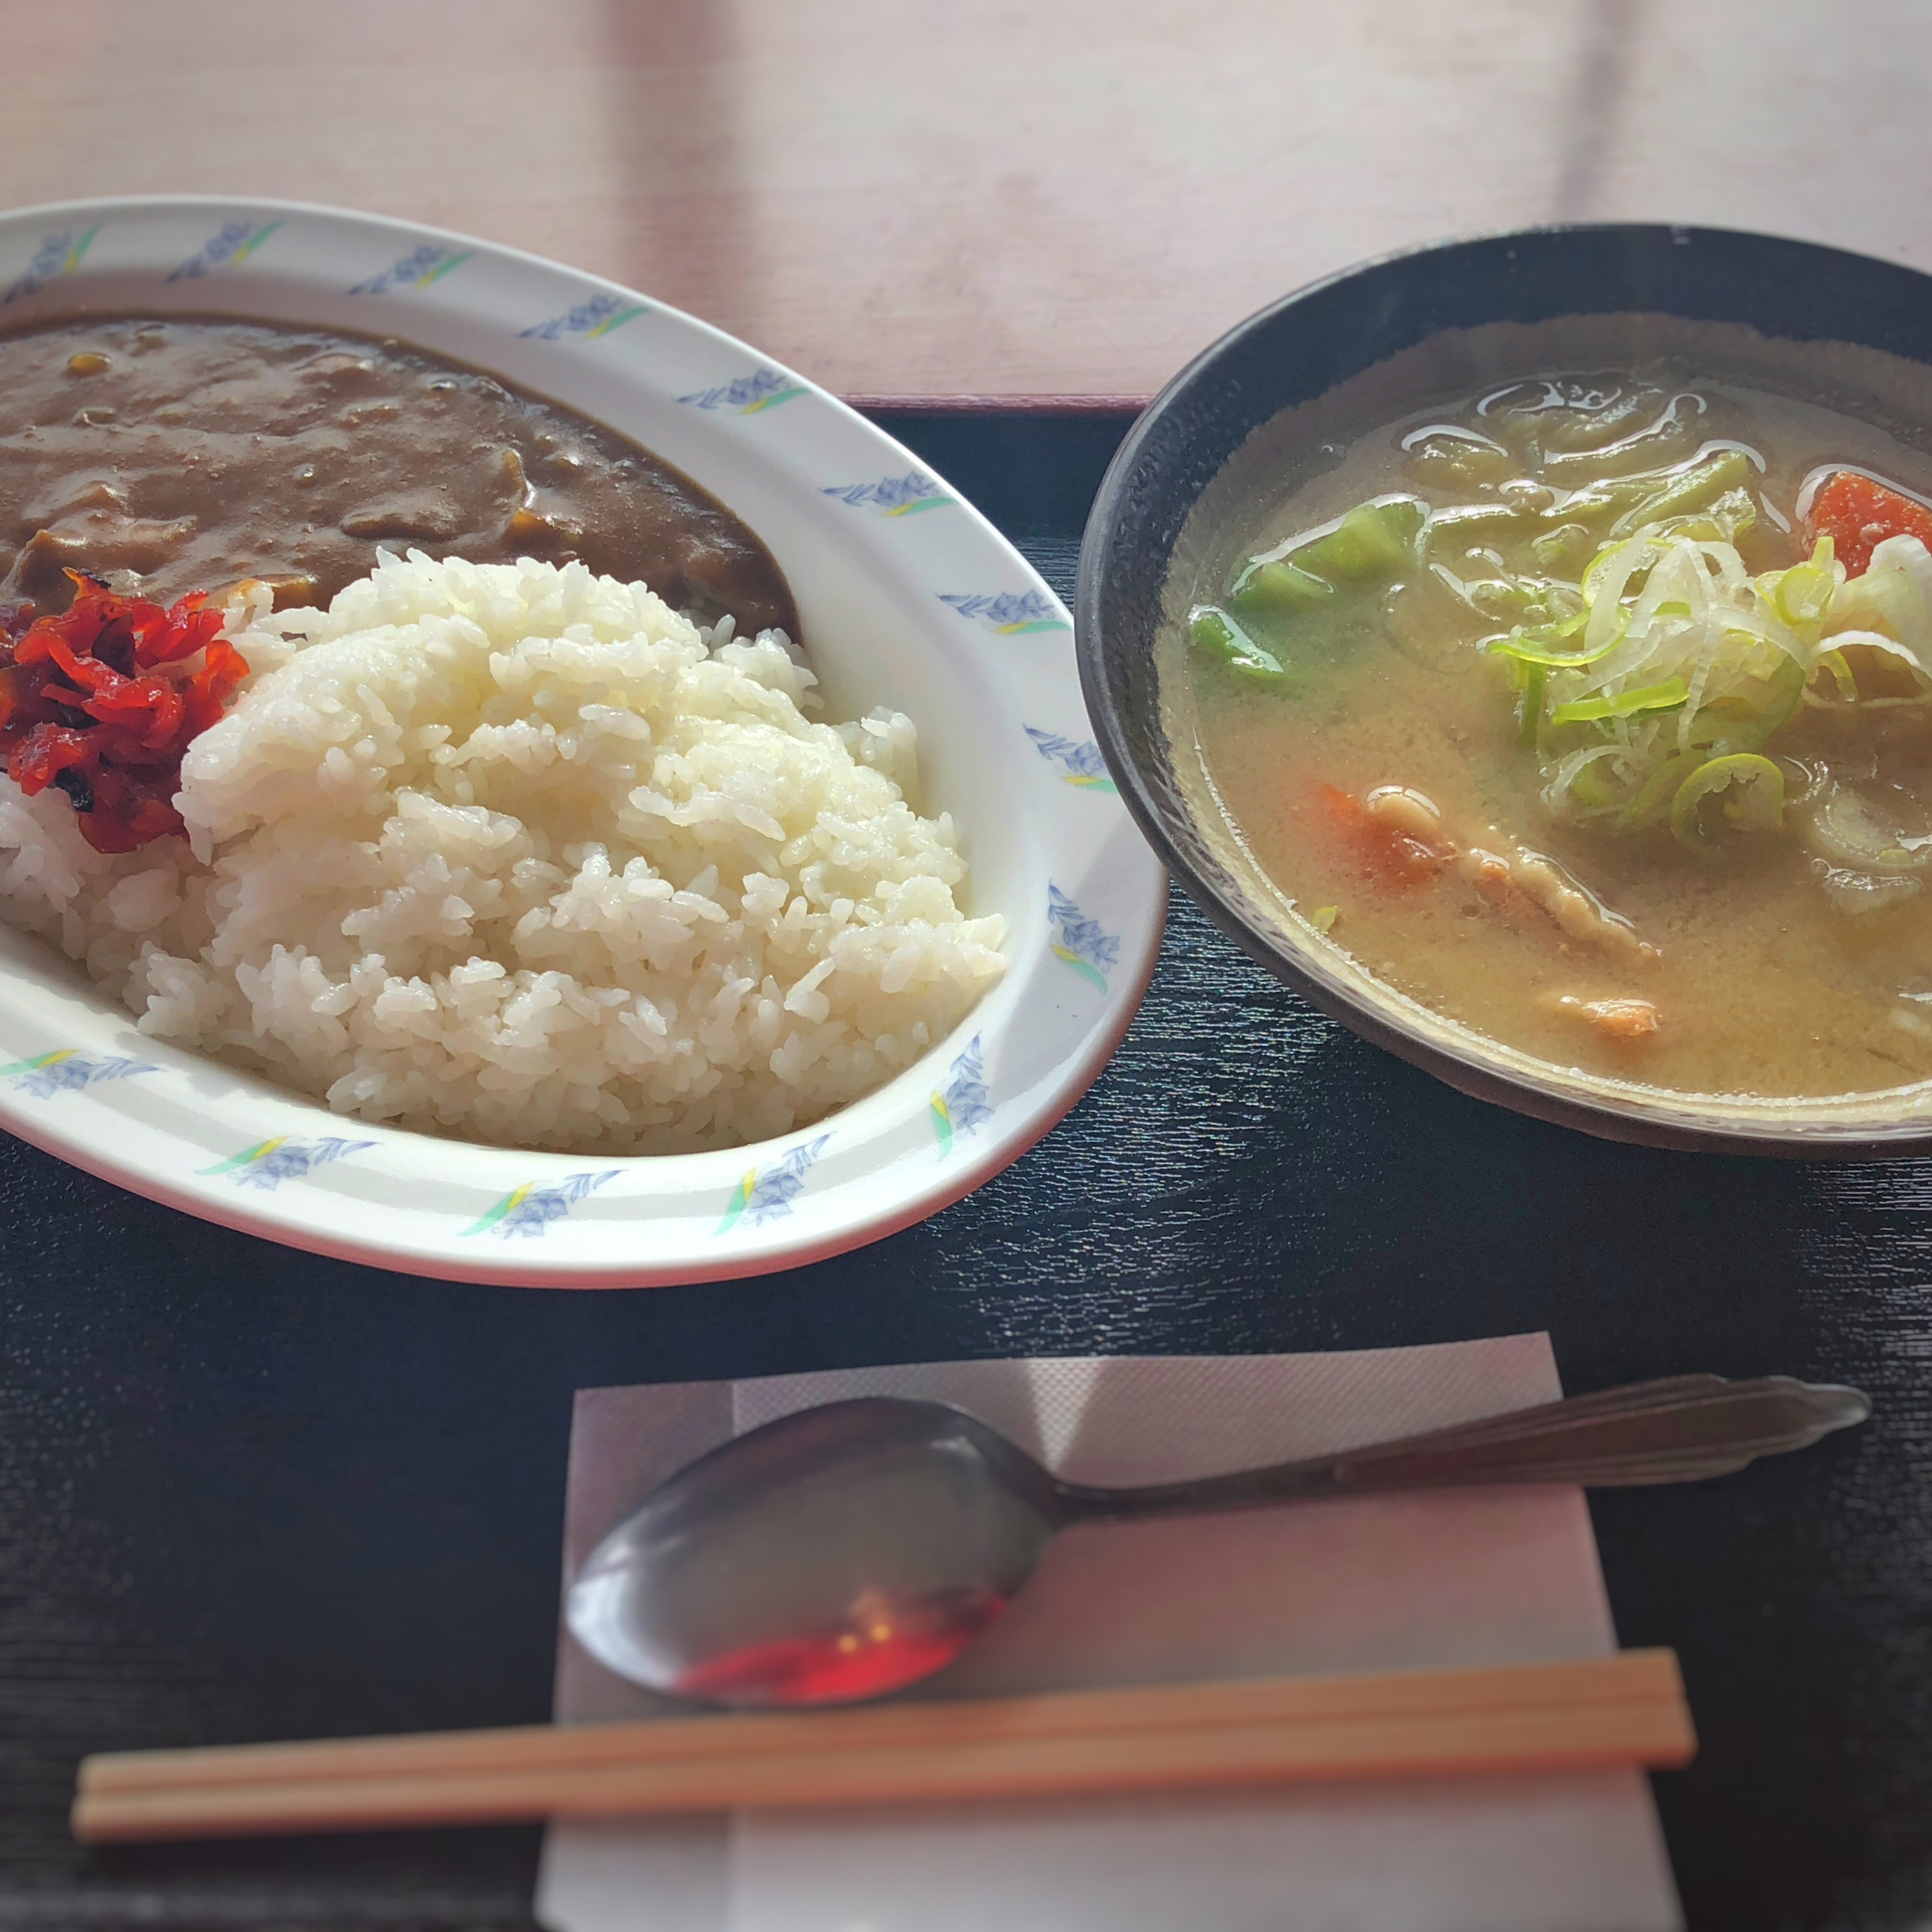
{"left": 0, "top": 318, "right": 1004, "bottom": 1154}
{"left": 1177, "top": 365, "right": 1932, "bottom": 1099}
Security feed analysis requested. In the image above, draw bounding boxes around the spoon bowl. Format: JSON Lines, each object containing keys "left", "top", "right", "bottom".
{"left": 567, "top": 1399, "right": 1064, "bottom": 1708}
{"left": 565, "top": 1375, "right": 1869, "bottom": 1710}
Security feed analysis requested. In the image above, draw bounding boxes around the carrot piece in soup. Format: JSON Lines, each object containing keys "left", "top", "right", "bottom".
{"left": 1312, "top": 783, "right": 1442, "bottom": 888}
{"left": 1804, "top": 471, "right": 1932, "bottom": 577}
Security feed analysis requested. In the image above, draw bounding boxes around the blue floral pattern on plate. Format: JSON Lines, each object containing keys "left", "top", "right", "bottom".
{"left": 679, "top": 368, "right": 808, "bottom": 415}
{"left": 0, "top": 1049, "right": 155, "bottom": 1099}
{"left": 169, "top": 220, "right": 280, "bottom": 283}
{"left": 465, "top": 1169, "right": 620, "bottom": 1238}
{"left": 929, "top": 1035, "right": 994, "bottom": 1156}
{"left": 822, "top": 473, "right": 954, "bottom": 517}
{"left": 350, "top": 242, "right": 473, "bottom": 296}
{"left": 1025, "top": 726, "right": 1117, "bottom": 792}
{"left": 199, "top": 1136, "right": 376, "bottom": 1191}
{"left": 519, "top": 292, "right": 649, "bottom": 342}
{"left": 939, "top": 591, "right": 1070, "bottom": 635}
{"left": 1047, "top": 885, "right": 1121, "bottom": 992}
{"left": 5, "top": 224, "right": 100, "bottom": 304}
{"left": 717, "top": 1133, "right": 831, "bottom": 1233}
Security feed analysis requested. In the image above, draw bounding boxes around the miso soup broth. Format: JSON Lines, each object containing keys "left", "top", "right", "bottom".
{"left": 1167, "top": 321, "right": 1932, "bottom": 1101}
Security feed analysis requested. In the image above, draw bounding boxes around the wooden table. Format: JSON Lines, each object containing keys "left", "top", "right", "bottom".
{"left": 4, "top": 0, "right": 1931, "bottom": 404}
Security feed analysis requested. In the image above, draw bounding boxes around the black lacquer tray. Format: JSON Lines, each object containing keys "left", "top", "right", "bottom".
{"left": 0, "top": 411, "right": 1925, "bottom": 1931}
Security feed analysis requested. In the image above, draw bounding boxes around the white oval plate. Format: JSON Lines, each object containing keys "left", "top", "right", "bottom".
{"left": 0, "top": 197, "right": 1165, "bottom": 1288}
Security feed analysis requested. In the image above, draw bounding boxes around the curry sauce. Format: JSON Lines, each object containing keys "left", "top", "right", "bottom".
{"left": 0, "top": 317, "right": 796, "bottom": 636}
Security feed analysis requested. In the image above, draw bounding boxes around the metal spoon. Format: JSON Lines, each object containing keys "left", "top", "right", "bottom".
{"left": 565, "top": 1374, "right": 1868, "bottom": 1710}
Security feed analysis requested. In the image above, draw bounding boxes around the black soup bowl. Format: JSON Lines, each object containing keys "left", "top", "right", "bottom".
{"left": 1075, "top": 225, "right": 1932, "bottom": 1157}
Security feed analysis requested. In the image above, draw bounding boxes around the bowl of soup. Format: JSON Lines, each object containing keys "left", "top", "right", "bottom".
{"left": 1077, "top": 224, "right": 1932, "bottom": 1154}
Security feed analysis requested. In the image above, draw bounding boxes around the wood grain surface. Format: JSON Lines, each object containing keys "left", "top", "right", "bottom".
{"left": 1, "top": 0, "right": 1928, "bottom": 403}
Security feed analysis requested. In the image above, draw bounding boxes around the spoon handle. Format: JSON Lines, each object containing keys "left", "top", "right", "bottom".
{"left": 1055, "top": 1375, "right": 1870, "bottom": 1523}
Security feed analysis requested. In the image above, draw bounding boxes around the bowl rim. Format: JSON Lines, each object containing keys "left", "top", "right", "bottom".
{"left": 1075, "top": 220, "right": 1932, "bottom": 1159}
{"left": 0, "top": 192, "right": 1168, "bottom": 1283}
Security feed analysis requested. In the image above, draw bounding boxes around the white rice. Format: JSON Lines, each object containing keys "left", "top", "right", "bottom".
{"left": 0, "top": 553, "right": 1006, "bottom": 1153}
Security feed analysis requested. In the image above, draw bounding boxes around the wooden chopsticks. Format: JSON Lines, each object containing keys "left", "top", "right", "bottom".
{"left": 72, "top": 1649, "right": 1693, "bottom": 1843}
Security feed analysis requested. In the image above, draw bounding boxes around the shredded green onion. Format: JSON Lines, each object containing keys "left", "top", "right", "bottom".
{"left": 1670, "top": 753, "right": 1785, "bottom": 856}
{"left": 1508, "top": 515, "right": 1932, "bottom": 837}
{"left": 1516, "top": 662, "right": 1546, "bottom": 746}
{"left": 1816, "top": 649, "right": 1858, "bottom": 702}
{"left": 1623, "top": 749, "right": 1707, "bottom": 831}
{"left": 1549, "top": 677, "right": 1689, "bottom": 726}
{"left": 1487, "top": 611, "right": 1628, "bottom": 670}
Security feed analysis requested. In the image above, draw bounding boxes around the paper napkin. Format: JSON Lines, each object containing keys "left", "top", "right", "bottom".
{"left": 536, "top": 1336, "right": 1682, "bottom": 1932}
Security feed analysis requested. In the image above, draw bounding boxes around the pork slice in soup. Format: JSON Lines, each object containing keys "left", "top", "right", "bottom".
{"left": 0, "top": 317, "right": 796, "bottom": 636}
{"left": 1180, "top": 371, "right": 1932, "bottom": 1099}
